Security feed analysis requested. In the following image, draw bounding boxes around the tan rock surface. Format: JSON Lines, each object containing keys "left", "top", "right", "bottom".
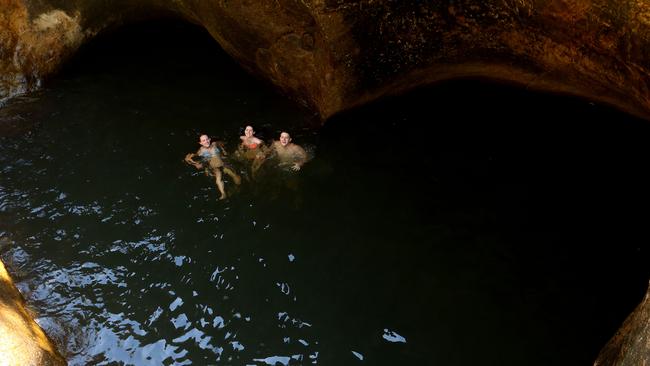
{"left": 0, "top": 259, "right": 66, "bottom": 366}
{"left": 2, "top": 1, "right": 650, "bottom": 120}
{"left": 594, "top": 281, "right": 650, "bottom": 366}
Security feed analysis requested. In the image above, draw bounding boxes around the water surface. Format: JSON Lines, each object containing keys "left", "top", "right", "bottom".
{"left": 0, "top": 20, "right": 648, "bottom": 366}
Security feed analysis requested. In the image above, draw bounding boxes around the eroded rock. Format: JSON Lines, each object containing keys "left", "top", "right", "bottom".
{"left": 2, "top": 1, "right": 650, "bottom": 120}
{"left": 0, "top": 0, "right": 84, "bottom": 103}
{"left": 595, "top": 281, "right": 650, "bottom": 366}
{"left": 0, "top": 258, "right": 66, "bottom": 365}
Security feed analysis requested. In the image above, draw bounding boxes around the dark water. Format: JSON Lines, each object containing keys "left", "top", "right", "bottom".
{"left": 1, "top": 20, "right": 649, "bottom": 366}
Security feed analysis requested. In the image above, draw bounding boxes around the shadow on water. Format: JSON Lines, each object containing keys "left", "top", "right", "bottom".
{"left": 315, "top": 79, "right": 650, "bottom": 364}
{"left": 0, "top": 18, "right": 648, "bottom": 366}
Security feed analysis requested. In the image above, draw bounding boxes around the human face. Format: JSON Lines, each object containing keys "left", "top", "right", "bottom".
{"left": 244, "top": 126, "right": 254, "bottom": 138}
{"left": 279, "top": 132, "right": 291, "bottom": 146}
{"left": 199, "top": 135, "right": 211, "bottom": 148}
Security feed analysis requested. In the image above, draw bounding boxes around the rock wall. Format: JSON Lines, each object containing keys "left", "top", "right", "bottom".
{"left": 0, "top": 258, "right": 66, "bottom": 365}
{"left": 2, "top": 1, "right": 650, "bottom": 120}
{"left": 0, "top": 0, "right": 83, "bottom": 103}
{"left": 594, "top": 281, "right": 650, "bottom": 366}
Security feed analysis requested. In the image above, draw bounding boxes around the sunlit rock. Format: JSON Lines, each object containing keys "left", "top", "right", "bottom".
{"left": 594, "top": 281, "right": 650, "bottom": 366}
{"left": 0, "top": 259, "right": 66, "bottom": 366}
{"left": 0, "top": 1, "right": 84, "bottom": 104}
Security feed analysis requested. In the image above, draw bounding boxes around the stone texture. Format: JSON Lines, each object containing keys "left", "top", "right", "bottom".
{"left": 0, "top": 0, "right": 84, "bottom": 102}
{"left": 0, "top": 258, "right": 66, "bottom": 366}
{"left": 2, "top": 1, "right": 650, "bottom": 120}
{"left": 595, "top": 281, "right": 650, "bottom": 366}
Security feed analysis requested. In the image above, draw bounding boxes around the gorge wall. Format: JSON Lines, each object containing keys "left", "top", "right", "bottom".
{"left": 2, "top": 0, "right": 650, "bottom": 120}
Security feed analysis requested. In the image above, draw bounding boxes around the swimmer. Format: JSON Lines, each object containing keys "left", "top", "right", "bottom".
{"left": 184, "top": 134, "right": 241, "bottom": 200}
{"left": 269, "top": 131, "right": 308, "bottom": 171}
{"left": 237, "top": 125, "right": 266, "bottom": 177}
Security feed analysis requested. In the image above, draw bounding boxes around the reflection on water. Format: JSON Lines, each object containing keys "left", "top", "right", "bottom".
{"left": 1, "top": 19, "right": 649, "bottom": 366}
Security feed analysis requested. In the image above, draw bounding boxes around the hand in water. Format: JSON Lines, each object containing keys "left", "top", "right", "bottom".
{"left": 184, "top": 153, "right": 203, "bottom": 169}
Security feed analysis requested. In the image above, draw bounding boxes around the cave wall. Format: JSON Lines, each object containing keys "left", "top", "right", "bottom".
{"left": 595, "top": 282, "right": 650, "bottom": 366}
{"left": 2, "top": 1, "right": 650, "bottom": 120}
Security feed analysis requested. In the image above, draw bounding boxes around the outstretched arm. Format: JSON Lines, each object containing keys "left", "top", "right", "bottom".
{"left": 184, "top": 153, "right": 203, "bottom": 169}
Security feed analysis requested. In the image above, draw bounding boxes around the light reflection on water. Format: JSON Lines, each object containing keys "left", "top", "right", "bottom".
{"left": 0, "top": 175, "right": 326, "bottom": 365}
{"left": 0, "top": 19, "right": 649, "bottom": 366}
{"left": 0, "top": 73, "right": 329, "bottom": 363}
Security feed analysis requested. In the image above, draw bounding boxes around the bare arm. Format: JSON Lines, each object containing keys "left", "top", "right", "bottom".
{"left": 291, "top": 145, "right": 308, "bottom": 171}
{"left": 184, "top": 151, "right": 203, "bottom": 169}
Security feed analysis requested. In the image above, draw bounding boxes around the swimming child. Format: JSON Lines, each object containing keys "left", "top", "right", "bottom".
{"left": 185, "top": 134, "right": 241, "bottom": 200}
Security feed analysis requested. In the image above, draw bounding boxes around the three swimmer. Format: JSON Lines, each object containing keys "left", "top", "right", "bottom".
{"left": 184, "top": 128, "right": 308, "bottom": 200}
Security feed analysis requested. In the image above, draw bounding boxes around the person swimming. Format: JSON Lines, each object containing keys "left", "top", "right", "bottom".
{"left": 240, "top": 125, "right": 263, "bottom": 150}
{"left": 269, "top": 131, "right": 308, "bottom": 171}
{"left": 261, "top": 131, "right": 310, "bottom": 207}
{"left": 236, "top": 125, "right": 266, "bottom": 177}
{"left": 185, "top": 134, "right": 241, "bottom": 200}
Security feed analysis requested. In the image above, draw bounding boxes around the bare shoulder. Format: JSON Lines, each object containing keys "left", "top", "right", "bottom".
{"left": 291, "top": 143, "right": 306, "bottom": 153}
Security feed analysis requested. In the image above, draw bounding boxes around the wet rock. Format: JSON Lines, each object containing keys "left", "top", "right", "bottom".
{"left": 594, "top": 281, "right": 650, "bottom": 366}
{"left": 0, "top": 259, "right": 66, "bottom": 365}
{"left": 2, "top": 1, "right": 650, "bottom": 120}
{"left": 0, "top": 1, "right": 84, "bottom": 105}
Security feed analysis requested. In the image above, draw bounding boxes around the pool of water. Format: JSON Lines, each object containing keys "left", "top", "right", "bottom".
{"left": 0, "top": 19, "right": 648, "bottom": 366}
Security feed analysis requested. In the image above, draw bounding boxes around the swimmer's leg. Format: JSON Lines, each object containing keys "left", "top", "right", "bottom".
{"left": 223, "top": 167, "right": 241, "bottom": 185}
{"left": 214, "top": 169, "right": 226, "bottom": 200}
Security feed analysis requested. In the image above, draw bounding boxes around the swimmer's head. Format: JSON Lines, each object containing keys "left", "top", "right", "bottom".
{"left": 244, "top": 125, "right": 254, "bottom": 137}
{"left": 279, "top": 132, "right": 291, "bottom": 146}
{"left": 199, "top": 134, "right": 211, "bottom": 148}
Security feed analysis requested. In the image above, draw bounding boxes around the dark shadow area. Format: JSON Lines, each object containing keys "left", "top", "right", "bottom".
{"left": 314, "top": 78, "right": 650, "bottom": 364}
{"left": 52, "top": 17, "right": 316, "bottom": 135}
{"left": 59, "top": 17, "right": 233, "bottom": 79}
